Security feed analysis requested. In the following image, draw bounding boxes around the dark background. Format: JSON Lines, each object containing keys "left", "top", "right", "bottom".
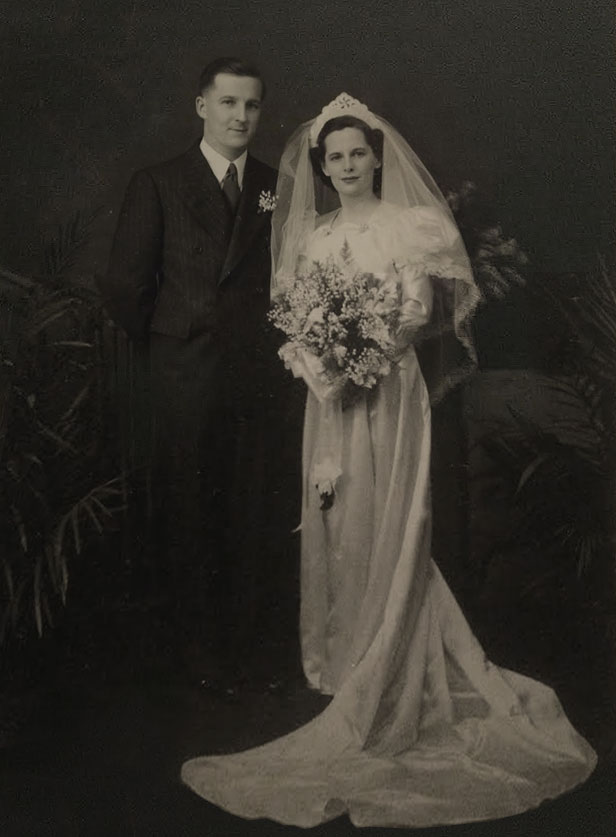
{"left": 1, "top": 3, "right": 615, "bottom": 835}
{"left": 1, "top": 0, "right": 614, "bottom": 281}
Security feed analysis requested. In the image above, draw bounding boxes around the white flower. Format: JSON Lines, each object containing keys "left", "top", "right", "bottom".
{"left": 312, "top": 457, "right": 342, "bottom": 496}
{"left": 305, "top": 306, "right": 325, "bottom": 327}
{"left": 333, "top": 345, "right": 348, "bottom": 364}
{"left": 258, "top": 190, "right": 278, "bottom": 213}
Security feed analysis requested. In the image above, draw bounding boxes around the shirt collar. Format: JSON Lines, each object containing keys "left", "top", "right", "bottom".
{"left": 199, "top": 138, "right": 248, "bottom": 189}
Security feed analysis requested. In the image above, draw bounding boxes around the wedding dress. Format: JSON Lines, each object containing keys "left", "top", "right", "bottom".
{"left": 181, "top": 202, "right": 597, "bottom": 828}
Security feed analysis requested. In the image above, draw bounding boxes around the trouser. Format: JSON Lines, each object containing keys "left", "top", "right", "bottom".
{"left": 148, "top": 333, "right": 227, "bottom": 655}
{"left": 148, "top": 328, "right": 304, "bottom": 670}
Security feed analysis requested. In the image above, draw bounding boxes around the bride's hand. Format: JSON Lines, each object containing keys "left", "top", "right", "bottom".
{"left": 292, "top": 347, "right": 344, "bottom": 403}
{"left": 311, "top": 371, "right": 345, "bottom": 403}
{"left": 395, "top": 296, "right": 430, "bottom": 350}
{"left": 395, "top": 320, "right": 418, "bottom": 351}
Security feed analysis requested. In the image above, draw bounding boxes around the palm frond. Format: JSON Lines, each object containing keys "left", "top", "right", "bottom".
{"left": 33, "top": 558, "right": 43, "bottom": 637}
{"left": 43, "top": 209, "right": 101, "bottom": 279}
{"left": 25, "top": 294, "right": 80, "bottom": 338}
{"left": 34, "top": 420, "right": 78, "bottom": 454}
{"left": 517, "top": 452, "right": 551, "bottom": 494}
{"left": 57, "top": 384, "right": 91, "bottom": 427}
{"left": 0, "top": 579, "right": 26, "bottom": 646}
{"left": 9, "top": 504, "right": 28, "bottom": 553}
{"left": 81, "top": 499, "right": 104, "bottom": 534}
{"left": 51, "top": 341, "right": 94, "bottom": 349}
{"left": 536, "top": 261, "right": 616, "bottom": 386}
{"left": 3, "top": 563, "right": 14, "bottom": 599}
{"left": 0, "top": 264, "right": 36, "bottom": 290}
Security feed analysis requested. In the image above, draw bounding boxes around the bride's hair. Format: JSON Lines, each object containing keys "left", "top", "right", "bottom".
{"left": 309, "top": 116, "right": 384, "bottom": 194}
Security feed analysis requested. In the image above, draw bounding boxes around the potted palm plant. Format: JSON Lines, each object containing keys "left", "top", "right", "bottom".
{"left": 0, "top": 213, "right": 125, "bottom": 650}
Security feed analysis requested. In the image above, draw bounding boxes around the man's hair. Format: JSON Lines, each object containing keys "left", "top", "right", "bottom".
{"left": 198, "top": 57, "right": 266, "bottom": 99}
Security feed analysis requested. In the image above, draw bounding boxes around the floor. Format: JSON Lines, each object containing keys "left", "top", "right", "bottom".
{"left": 1, "top": 558, "right": 615, "bottom": 837}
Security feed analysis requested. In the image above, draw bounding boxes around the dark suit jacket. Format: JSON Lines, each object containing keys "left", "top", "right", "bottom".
{"left": 103, "top": 141, "right": 278, "bottom": 347}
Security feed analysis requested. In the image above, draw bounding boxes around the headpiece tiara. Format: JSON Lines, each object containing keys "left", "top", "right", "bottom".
{"left": 309, "top": 93, "right": 379, "bottom": 147}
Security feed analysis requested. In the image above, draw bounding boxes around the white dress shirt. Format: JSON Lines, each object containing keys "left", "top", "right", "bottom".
{"left": 199, "top": 138, "right": 247, "bottom": 190}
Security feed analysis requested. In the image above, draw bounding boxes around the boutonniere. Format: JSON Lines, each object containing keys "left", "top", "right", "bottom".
{"left": 258, "top": 190, "right": 278, "bottom": 214}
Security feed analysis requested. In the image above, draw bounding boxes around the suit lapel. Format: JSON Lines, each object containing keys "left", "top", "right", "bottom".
{"left": 179, "top": 143, "right": 231, "bottom": 251}
{"left": 219, "top": 155, "right": 270, "bottom": 284}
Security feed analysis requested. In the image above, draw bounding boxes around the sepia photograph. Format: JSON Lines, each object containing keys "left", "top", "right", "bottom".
{"left": 0, "top": 1, "right": 614, "bottom": 834}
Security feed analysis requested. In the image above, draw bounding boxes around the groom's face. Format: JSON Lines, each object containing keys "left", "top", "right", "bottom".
{"left": 196, "top": 73, "right": 263, "bottom": 160}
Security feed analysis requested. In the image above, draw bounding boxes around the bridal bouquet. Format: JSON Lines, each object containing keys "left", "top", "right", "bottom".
{"left": 269, "top": 246, "right": 404, "bottom": 403}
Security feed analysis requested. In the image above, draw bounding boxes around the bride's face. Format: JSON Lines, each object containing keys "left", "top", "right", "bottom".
{"left": 321, "top": 128, "right": 381, "bottom": 199}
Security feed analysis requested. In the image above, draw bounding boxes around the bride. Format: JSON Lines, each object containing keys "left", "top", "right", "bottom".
{"left": 181, "top": 94, "right": 597, "bottom": 828}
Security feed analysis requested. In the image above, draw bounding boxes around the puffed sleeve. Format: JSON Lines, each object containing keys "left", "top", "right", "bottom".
{"left": 408, "top": 205, "right": 461, "bottom": 252}
{"left": 391, "top": 204, "right": 468, "bottom": 334}
{"left": 396, "top": 263, "right": 433, "bottom": 331}
{"left": 389, "top": 207, "right": 451, "bottom": 332}
{"left": 398, "top": 205, "right": 471, "bottom": 283}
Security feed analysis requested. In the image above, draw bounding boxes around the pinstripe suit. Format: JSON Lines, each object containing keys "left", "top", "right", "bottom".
{"left": 102, "top": 142, "right": 289, "bottom": 671}
{"left": 104, "top": 141, "right": 276, "bottom": 343}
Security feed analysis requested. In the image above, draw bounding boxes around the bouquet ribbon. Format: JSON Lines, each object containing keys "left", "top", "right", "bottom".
{"left": 282, "top": 346, "right": 344, "bottom": 497}
{"left": 311, "top": 398, "right": 343, "bottom": 498}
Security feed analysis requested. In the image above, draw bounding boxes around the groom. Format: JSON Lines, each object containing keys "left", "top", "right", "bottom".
{"left": 101, "top": 58, "right": 287, "bottom": 685}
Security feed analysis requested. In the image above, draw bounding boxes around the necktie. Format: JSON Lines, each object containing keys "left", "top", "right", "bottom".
{"left": 222, "top": 162, "right": 241, "bottom": 213}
